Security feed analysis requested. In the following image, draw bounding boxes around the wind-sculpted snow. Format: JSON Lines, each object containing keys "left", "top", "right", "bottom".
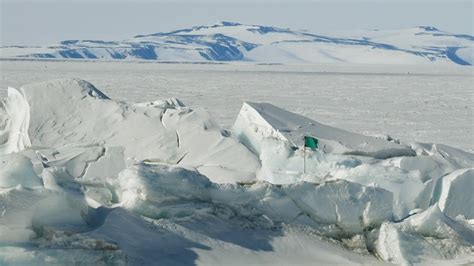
{"left": 0, "top": 79, "right": 473, "bottom": 265}
{"left": 0, "top": 153, "right": 42, "bottom": 188}
{"left": 233, "top": 102, "right": 416, "bottom": 157}
{"left": 0, "top": 88, "right": 31, "bottom": 154}
{"left": 1, "top": 22, "right": 473, "bottom": 65}
{"left": 20, "top": 78, "right": 260, "bottom": 183}
{"left": 117, "top": 162, "right": 392, "bottom": 234}
{"left": 233, "top": 102, "right": 473, "bottom": 221}
{"left": 376, "top": 205, "right": 474, "bottom": 265}
{"left": 432, "top": 169, "right": 474, "bottom": 220}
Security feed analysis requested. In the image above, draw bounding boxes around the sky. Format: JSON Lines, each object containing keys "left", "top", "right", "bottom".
{"left": 1, "top": 0, "right": 473, "bottom": 46}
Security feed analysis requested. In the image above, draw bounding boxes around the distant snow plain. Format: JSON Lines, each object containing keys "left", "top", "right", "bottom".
{"left": 1, "top": 60, "right": 472, "bottom": 152}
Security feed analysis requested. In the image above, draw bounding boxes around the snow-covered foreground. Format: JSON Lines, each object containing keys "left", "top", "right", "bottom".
{"left": 0, "top": 78, "right": 473, "bottom": 265}
{"left": 1, "top": 61, "right": 473, "bottom": 152}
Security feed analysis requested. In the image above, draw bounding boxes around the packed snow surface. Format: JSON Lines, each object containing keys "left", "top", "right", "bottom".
{"left": 2, "top": 61, "right": 472, "bottom": 153}
{"left": 0, "top": 78, "right": 472, "bottom": 265}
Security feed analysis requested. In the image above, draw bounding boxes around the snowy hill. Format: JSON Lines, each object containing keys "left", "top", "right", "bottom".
{"left": 1, "top": 22, "right": 473, "bottom": 65}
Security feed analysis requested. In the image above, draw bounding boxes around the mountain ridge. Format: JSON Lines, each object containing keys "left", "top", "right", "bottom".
{"left": 1, "top": 22, "right": 472, "bottom": 65}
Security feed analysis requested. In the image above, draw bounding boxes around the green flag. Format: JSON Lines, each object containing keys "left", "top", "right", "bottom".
{"left": 304, "top": 136, "right": 318, "bottom": 149}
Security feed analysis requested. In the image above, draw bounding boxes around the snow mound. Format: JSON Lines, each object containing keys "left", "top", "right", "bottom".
{"left": 232, "top": 101, "right": 474, "bottom": 220}
{"left": 284, "top": 180, "right": 393, "bottom": 233}
{"left": 233, "top": 102, "right": 415, "bottom": 158}
{"left": 20, "top": 78, "right": 259, "bottom": 183}
{"left": 410, "top": 142, "right": 474, "bottom": 169}
{"left": 0, "top": 87, "right": 31, "bottom": 154}
{"left": 0, "top": 153, "right": 42, "bottom": 188}
{"left": 118, "top": 163, "right": 212, "bottom": 218}
{"left": 433, "top": 168, "right": 474, "bottom": 219}
{"left": 117, "top": 161, "right": 392, "bottom": 234}
{"left": 0, "top": 185, "right": 88, "bottom": 243}
{"left": 376, "top": 205, "right": 474, "bottom": 265}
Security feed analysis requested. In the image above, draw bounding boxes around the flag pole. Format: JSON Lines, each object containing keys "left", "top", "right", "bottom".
{"left": 303, "top": 137, "right": 306, "bottom": 174}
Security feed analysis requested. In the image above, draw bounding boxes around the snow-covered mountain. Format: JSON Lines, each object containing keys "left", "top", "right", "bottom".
{"left": 1, "top": 22, "right": 473, "bottom": 65}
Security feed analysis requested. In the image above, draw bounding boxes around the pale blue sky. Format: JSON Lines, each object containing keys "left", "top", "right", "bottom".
{"left": 1, "top": 0, "right": 473, "bottom": 46}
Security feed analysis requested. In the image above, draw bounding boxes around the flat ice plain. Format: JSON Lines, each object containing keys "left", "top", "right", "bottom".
{"left": 1, "top": 60, "right": 472, "bottom": 152}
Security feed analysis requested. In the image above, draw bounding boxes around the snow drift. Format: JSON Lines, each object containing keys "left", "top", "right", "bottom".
{"left": 0, "top": 87, "right": 31, "bottom": 154}
{"left": 118, "top": 162, "right": 392, "bottom": 234}
{"left": 376, "top": 205, "right": 474, "bottom": 265}
{"left": 21, "top": 78, "right": 260, "bottom": 184}
{"left": 0, "top": 79, "right": 472, "bottom": 265}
